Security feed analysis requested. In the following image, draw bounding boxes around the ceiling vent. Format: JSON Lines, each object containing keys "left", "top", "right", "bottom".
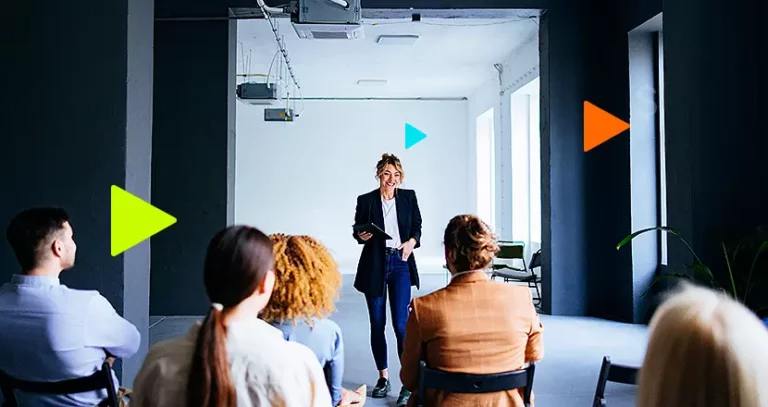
{"left": 377, "top": 35, "right": 419, "bottom": 46}
{"left": 293, "top": 23, "right": 364, "bottom": 39}
{"left": 357, "top": 79, "right": 387, "bottom": 86}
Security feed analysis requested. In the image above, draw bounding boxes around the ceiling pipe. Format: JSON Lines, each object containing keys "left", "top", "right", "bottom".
{"left": 255, "top": 0, "right": 301, "bottom": 92}
{"left": 156, "top": 16, "right": 266, "bottom": 21}
{"left": 256, "top": 0, "right": 285, "bottom": 14}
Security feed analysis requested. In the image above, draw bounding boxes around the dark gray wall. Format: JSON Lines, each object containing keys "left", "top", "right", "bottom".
{"left": 594, "top": 0, "right": 768, "bottom": 321}
{"left": 663, "top": 0, "right": 768, "bottom": 300}
{"left": 582, "top": 1, "right": 636, "bottom": 321}
{"left": 539, "top": 4, "right": 590, "bottom": 316}
{"left": 150, "top": 20, "right": 236, "bottom": 315}
{"left": 0, "top": 0, "right": 153, "bottom": 384}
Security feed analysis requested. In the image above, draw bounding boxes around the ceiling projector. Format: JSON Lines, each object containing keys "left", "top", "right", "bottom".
{"left": 291, "top": 0, "right": 363, "bottom": 39}
{"left": 236, "top": 82, "right": 278, "bottom": 105}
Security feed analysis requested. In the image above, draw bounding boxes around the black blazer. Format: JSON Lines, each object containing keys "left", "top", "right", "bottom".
{"left": 352, "top": 188, "right": 422, "bottom": 297}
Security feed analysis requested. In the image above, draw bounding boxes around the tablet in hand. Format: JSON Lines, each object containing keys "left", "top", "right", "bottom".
{"left": 353, "top": 223, "right": 392, "bottom": 240}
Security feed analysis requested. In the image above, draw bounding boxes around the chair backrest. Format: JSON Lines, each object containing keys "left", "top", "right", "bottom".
{"left": 323, "top": 362, "right": 333, "bottom": 394}
{"left": 592, "top": 356, "right": 639, "bottom": 407}
{"left": 0, "top": 362, "right": 118, "bottom": 407}
{"left": 417, "top": 361, "right": 535, "bottom": 407}
{"left": 496, "top": 242, "right": 525, "bottom": 261}
{"left": 529, "top": 249, "right": 542, "bottom": 270}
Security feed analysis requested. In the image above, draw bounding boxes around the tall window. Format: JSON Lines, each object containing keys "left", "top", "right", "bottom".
{"left": 655, "top": 32, "right": 667, "bottom": 265}
{"left": 476, "top": 108, "right": 495, "bottom": 228}
{"left": 510, "top": 78, "right": 541, "bottom": 258}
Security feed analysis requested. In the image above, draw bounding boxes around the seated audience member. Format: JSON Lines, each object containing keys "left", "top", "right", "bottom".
{"left": 131, "top": 225, "right": 331, "bottom": 407}
{"left": 0, "top": 207, "right": 140, "bottom": 406}
{"left": 261, "top": 233, "right": 366, "bottom": 407}
{"left": 400, "top": 214, "right": 544, "bottom": 407}
{"left": 637, "top": 283, "right": 768, "bottom": 407}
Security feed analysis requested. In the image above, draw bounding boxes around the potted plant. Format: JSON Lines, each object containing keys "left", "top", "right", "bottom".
{"left": 617, "top": 226, "right": 768, "bottom": 325}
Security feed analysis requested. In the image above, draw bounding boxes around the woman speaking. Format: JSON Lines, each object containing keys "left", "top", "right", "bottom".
{"left": 353, "top": 153, "right": 422, "bottom": 406}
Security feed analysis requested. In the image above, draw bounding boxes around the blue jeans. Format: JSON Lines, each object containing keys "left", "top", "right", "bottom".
{"left": 365, "top": 249, "right": 412, "bottom": 371}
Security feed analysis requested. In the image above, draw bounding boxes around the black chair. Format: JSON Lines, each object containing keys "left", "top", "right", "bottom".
{"left": 416, "top": 361, "right": 536, "bottom": 407}
{"left": 592, "top": 356, "right": 639, "bottom": 407}
{"left": 490, "top": 243, "right": 542, "bottom": 306}
{"left": 0, "top": 362, "right": 119, "bottom": 407}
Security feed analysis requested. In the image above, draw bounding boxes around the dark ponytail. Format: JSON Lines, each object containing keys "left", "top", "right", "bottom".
{"left": 186, "top": 225, "right": 274, "bottom": 407}
{"left": 187, "top": 307, "right": 234, "bottom": 407}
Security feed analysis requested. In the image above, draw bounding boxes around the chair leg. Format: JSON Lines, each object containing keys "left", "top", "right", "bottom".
{"left": 530, "top": 281, "right": 542, "bottom": 305}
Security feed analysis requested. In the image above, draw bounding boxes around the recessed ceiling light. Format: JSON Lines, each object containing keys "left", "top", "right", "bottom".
{"left": 377, "top": 35, "right": 419, "bottom": 46}
{"left": 357, "top": 79, "right": 388, "bottom": 86}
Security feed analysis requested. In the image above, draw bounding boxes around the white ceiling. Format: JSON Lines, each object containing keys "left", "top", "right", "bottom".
{"left": 236, "top": 16, "right": 539, "bottom": 98}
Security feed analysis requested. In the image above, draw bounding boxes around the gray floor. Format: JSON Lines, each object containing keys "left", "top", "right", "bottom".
{"left": 150, "top": 274, "right": 647, "bottom": 407}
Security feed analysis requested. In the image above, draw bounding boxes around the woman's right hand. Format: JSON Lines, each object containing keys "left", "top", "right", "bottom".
{"left": 339, "top": 385, "right": 366, "bottom": 406}
{"left": 358, "top": 231, "right": 373, "bottom": 242}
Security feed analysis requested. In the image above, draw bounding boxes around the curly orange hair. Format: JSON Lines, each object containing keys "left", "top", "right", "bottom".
{"left": 260, "top": 234, "right": 342, "bottom": 325}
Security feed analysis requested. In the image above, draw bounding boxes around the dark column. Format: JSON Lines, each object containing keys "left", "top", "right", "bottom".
{"left": 581, "top": 0, "right": 635, "bottom": 322}
{"left": 539, "top": 5, "right": 590, "bottom": 316}
{"left": 0, "top": 0, "right": 153, "bottom": 384}
{"left": 663, "top": 0, "right": 768, "bottom": 290}
{"left": 123, "top": 0, "right": 154, "bottom": 385}
{"left": 151, "top": 19, "right": 237, "bottom": 316}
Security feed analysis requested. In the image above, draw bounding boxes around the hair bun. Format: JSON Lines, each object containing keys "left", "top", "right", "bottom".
{"left": 443, "top": 215, "right": 499, "bottom": 272}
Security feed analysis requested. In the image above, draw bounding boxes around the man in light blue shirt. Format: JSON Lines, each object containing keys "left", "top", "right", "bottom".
{"left": 0, "top": 207, "right": 141, "bottom": 406}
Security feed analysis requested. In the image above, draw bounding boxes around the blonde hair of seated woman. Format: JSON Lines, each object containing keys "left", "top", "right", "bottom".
{"left": 637, "top": 283, "right": 768, "bottom": 407}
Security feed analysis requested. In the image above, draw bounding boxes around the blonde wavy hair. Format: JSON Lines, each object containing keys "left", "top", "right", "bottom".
{"left": 637, "top": 283, "right": 768, "bottom": 407}
{"left": 443, "top": 214, "right": 499, "bottom": 273}
{"left": 376, "top": 153, "right": 405, "bottom": 183}
{"left": 260, "top": 234, "right": 342, "bottom": 325}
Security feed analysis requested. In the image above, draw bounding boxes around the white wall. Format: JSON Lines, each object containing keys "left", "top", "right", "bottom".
{"left": 235, "top": 100, "right": 469, "bottom": 273}
{"left": 467, "top": 34, "right": 539, "bottom": 240}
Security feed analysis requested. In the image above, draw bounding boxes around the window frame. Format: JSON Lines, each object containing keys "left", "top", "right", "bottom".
{"left": 653, "top": 31, "right": 668, "bottom": 266}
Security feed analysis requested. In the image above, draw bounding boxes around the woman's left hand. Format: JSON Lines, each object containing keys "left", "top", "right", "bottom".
{"left": 397, "top": 238, "right": 417, "bottom": 261}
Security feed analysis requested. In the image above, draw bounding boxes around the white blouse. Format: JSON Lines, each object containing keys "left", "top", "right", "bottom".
{"left": 131, "top": 317, "right": 331, "bottom": 407}
{"left": 382, "top": 197, "right": 402, "bottom": 248}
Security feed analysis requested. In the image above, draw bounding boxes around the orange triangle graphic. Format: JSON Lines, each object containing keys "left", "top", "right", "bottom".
{"left": 583, "top": 101, "right": 630, "bottom": 152}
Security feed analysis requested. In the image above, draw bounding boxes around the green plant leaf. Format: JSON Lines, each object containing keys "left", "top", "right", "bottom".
{"left": 684, "top": 262, "right": 716, "bottom": 286}
{"left": 617, "top": 226, "right": 704, "bottom": 265}
{"left": 722, "top": 242, "right": 740, "bottom": 300}
{"left": 640, "top": 273, "right": 693, "bottom": 298}
{"left": 730, "top": 236, "right": 750, "bottom": 264}
{"left": 743, "top": 240, "right": 768, "bottom": 304}
{"left": 623, "top": 225, "right": 768, "bottom": 315}
{"left": 617, "top": 226, "right": 678, "bottom": 249}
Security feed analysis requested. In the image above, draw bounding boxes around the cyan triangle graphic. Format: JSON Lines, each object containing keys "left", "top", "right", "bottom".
{"left": 405, "top": 123, "right": 427, "bottom": 149}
